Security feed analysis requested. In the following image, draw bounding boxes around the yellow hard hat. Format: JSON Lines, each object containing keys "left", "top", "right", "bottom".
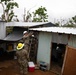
{"left": 17, "top": 43, "right": 24, "bottom": 50}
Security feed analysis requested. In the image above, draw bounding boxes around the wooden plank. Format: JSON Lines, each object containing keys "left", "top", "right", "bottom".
{"left": 61, "top": 46, "right": 76, "bottom": 75}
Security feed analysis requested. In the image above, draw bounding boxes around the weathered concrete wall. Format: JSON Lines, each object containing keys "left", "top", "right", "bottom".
{"left": 68, "top": 35, "right": 76, "bottom": 48}
{"left": 37, "top": 32, "right": 52, "bottom": 69}
{"left": 0, "top": 22, "right": 6, "bottom": 39}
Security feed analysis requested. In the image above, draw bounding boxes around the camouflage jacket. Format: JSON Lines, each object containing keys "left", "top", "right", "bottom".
{"left": 16, "top": 49, "right": 29, "bottom": 64}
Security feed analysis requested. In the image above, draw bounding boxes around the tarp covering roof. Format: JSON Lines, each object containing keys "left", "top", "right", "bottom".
{"left": 0, "top": 27, "right": 26, "bottom": 42}
{"left": 29, "top": 27, "right": 76, "bottom": 35}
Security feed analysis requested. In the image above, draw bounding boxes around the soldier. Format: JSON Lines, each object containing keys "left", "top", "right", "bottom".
{"left": 23, "top": 31, "right": 33, "bottom": 61}
{"left": 23, "top": 31, "right": 30, "bottom": 51}
{"left": 16, "top": 43, "right": 29, "bottom": 75}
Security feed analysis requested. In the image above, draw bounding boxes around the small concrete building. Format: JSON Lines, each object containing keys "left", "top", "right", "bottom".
{"left": 0, "top": 22, "right": 55, "bottom": 61}
{"left": 30, "top": 27, "right": 76, "bottom": 75}
{"left": 1, "top": 21, "right": 76, "bottom": 75}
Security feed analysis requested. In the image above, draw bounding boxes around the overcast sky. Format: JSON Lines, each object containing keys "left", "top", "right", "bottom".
{"left": 0, "top": 0, "right": 76, "bottom": 22}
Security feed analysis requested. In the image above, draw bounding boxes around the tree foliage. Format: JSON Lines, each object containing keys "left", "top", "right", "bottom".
{"left": 32, "top": 6, "right": 48, "bottom": 22}
{"left": 0, "top": 0, "right": 19, "bottom": 22}
{"left": 63, "top": 16, "right": 76, "bottom": 27}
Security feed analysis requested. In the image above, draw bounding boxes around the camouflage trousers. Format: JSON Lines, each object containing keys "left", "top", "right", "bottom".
{"left": 18, "top": 60, "right": 28, "bottom": 75}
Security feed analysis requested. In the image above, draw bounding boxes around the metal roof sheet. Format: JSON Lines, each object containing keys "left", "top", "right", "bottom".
{"left": 0, "top": 27, "right": 25, "bottom": 42}
{"left": 6, "top": 22, "right": 52, "bottom": 27}
{"left": 29, "top": 27, "right": 76, "bottom": 35}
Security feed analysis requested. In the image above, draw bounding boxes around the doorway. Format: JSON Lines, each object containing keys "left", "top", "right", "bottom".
{"left": 50, "top": 42, "right": 66, "bottom": 75}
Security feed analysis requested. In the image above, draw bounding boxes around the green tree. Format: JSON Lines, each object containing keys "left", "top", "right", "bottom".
{"left": 55, "top": 22, "right": 60, "bottom": 26}
{"left": 0, "top": 0, "right": 19, "bottom": 22}
{"left": 32, "top": 6, "right": 48, "bottom": 22}
{"left": 63, "top": 22, "right": 74, "bottom": 27}
{"left": 63, "top": 16, "right": 76, "bottom": 27}
{"left": 70, "top": 16, "right": 76, "bottom": 26}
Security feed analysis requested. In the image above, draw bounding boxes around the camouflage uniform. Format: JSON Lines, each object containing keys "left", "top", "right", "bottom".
{"left": 23, "top": 32, "right": 33, "bottom": 61}
{"left": 24, "top": 37, "right": 30, "bottom": 51}
{"left": 16, "top": 49, "right": 29, "bottom": 75}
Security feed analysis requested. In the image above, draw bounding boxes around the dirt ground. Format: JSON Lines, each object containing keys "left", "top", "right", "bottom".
{"left": 0, "top": 59, "right": 57, "bottom": 75}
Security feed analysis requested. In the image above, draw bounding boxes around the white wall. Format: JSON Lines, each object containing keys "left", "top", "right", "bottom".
{"left": 68, "top": 35, "right": 76, "bottom": 48}
{"left": 0, "top": 22, "right": 6, "bottom": 39}
{"left": 37, "top": 32, "right": 52, "bottom": 69}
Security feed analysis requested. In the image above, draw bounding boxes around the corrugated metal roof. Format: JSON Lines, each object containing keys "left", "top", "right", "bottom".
{"left": 3, "top": 31, "right": 23, "bottom": 42}
{"left": 0, "top": 27, "right": 25, "bottom": 42}
{"left": 29, "top": 27, "right": 76, "bottom": 35}
{"left": 6, "top": 22, "right": 50, "bottom": 27}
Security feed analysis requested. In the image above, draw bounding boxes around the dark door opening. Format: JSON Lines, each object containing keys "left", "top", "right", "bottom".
{"left": 51, "top": 42, "right": 66, "bottom": 75}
